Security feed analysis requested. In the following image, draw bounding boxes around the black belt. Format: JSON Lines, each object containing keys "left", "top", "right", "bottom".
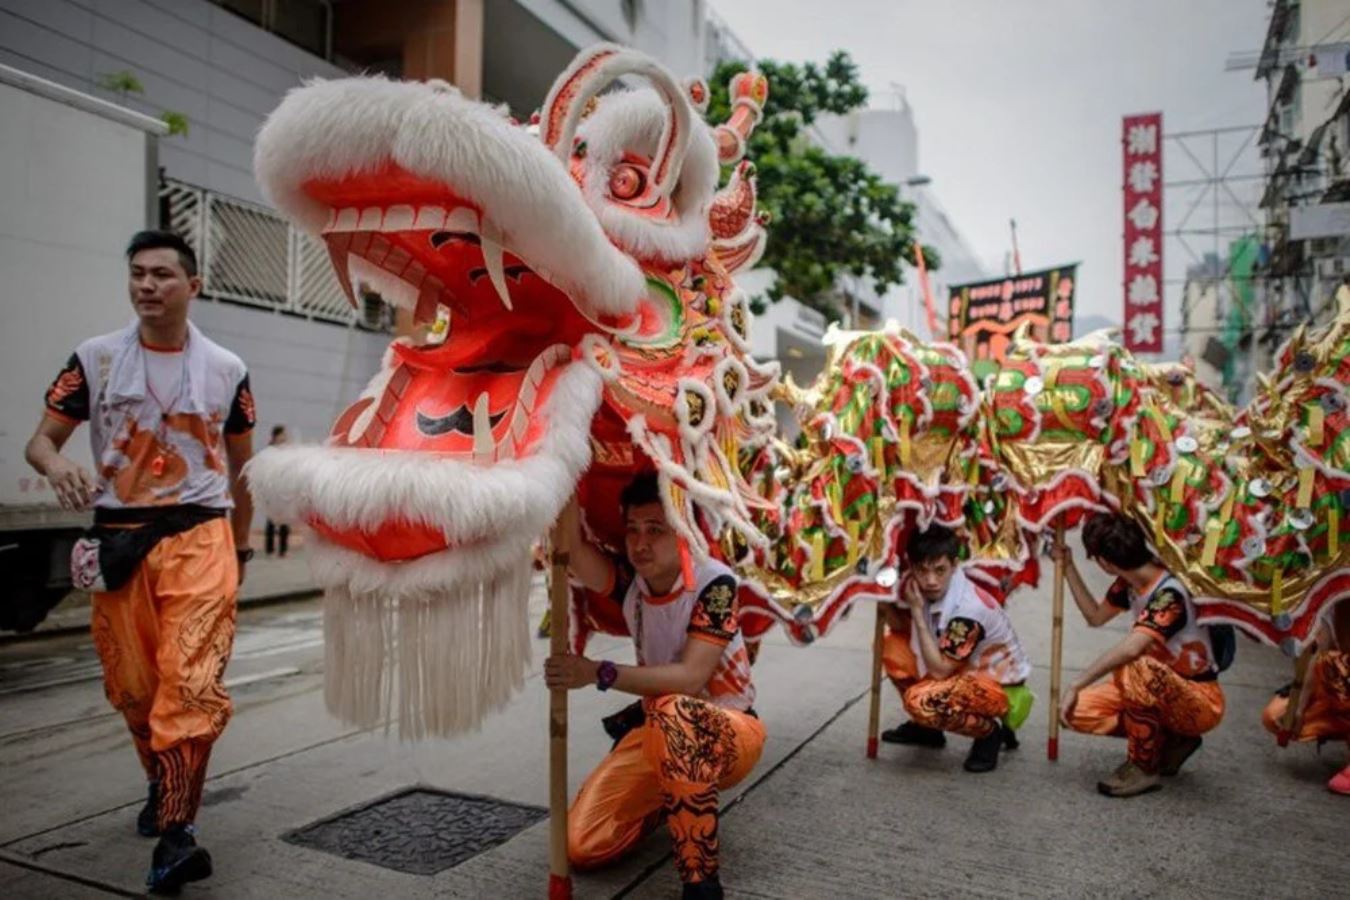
{"left": 94, "top": 504, "right": 227, "bottom": 526}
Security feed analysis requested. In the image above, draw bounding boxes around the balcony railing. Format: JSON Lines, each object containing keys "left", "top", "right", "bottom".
{"left": 159, "top": 177, "right": 388, "bottom": 330}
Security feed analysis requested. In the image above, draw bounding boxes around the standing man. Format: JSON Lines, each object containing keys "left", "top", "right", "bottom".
{"left": 264, "top": 425, "right": 290, "bottom": 558}
{"left": 1055, "top": 512, "right": 1225, "bottom": 798}
{"left": 879, "top": 525, "right": 1032, "bottom": 773}
{"left": 24, "top": 230, "right": 255, "bottom": 893}
{"left": 544, "top": 472, "right": 764, "bottom": 900}
{"left": 1261, "top": 601, "right": 1350, "bottom": 795}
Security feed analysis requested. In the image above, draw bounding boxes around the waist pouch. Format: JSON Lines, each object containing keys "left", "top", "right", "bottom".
{"left": 71, "top": 506, "right": 226, "bottom": 592}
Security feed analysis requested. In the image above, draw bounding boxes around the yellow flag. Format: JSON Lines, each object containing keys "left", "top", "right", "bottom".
{"left": 1201, "top": 518, "right": 1222, "bottom": 567}
{"left": 1220, "top": 489, "right": 1236, "bottom": 524}
{"left": 1308, "top": 404, "right": 1325, "bottom": 447}
{"left": 1131, "top": 439, "right": 1146, "bottom": 477}
{"left": 1271, "top": 567, "right": 1284, "bottom": 616}
{"left": 810, "top": 532, "right": 825, "bottom": 582}
{"left": 899, "top": 414, "right": 912, "bottom": 466}
{"left": 847, "top": 521, "right": 860, "bottom": 565}
{"left": 1297, "top": 466, "right": 1314, "bottom": 509}
{"left": 872, "top": 436, "right": 885, "bottom": 475}
{"left": 1169, "top": 461, "right": 1189, "bottom": 503}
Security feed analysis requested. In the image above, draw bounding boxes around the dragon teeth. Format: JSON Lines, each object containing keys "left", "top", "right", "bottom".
{"left": 346, "top": 253, "right": 418, "bottom": 310}
{"left": 473, "top": 392, "right": 494, "bottom": 461}
{"left": 480, "top": 218, "right": 514, "bottom": 312}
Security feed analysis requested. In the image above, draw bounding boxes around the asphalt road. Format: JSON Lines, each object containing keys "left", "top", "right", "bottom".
{"left": 0, "top": 555, "right": 1346, "bottom": 898}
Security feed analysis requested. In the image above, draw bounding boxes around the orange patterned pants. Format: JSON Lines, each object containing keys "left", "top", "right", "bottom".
{"left": 1066, "top": 655, "right": 1224, "bottom": 773}
{"left": 1262, "top": 651, "right": 1350, "bottom": 742}
{"left": 90, "top": 517, "right": 238, "bottom": 830}
{"left": 568, "top": 694, "right": 765, "bottom": 885}
{"left": 882, "top": 628, "right": 1009, "bottom": 738}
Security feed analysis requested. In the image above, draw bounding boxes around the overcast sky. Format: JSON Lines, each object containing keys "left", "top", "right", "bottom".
{"left": 708, "top": 0, "right": 1274, "bottom": 335}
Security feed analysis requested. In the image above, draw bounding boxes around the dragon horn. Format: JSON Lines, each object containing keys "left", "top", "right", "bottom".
{"left": 713, "top": 70, "right": 769, "bottom": 165}
{"left": 538, "top": 43, "right": 693, "bottom": 204}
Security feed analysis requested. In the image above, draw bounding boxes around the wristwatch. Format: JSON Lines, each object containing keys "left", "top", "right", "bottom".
{"left": 596, "top": 660, "right": 619, "bottom": 692}
{"left": 236, "top": 548, "right": 255, "bottom": 564}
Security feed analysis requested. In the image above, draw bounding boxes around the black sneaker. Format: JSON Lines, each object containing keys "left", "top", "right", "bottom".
{"left": 146, "top": 825, "right": 213, "bottom": 895}
{"left": 682, "top": 877, "right": 724, "bottom": 899}
{"left": 137, "top": 780, "right": 161, "bottom": 837}
{"left": 1001, "top": 724, "right": 1020, "bottom": 751}
{"left": 881, "top": 721, "right": 947, "bottom": 747}
{"left": 963, "top": 727, "right": 1005, "bottom": 773}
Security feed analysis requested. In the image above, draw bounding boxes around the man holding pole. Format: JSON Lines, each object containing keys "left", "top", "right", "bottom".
{"left": 1054, "top": 512, "right": 1224, "bottom": 797}
{"left": 543, "top": 472, "right": 764, "bottom": 900}
{"left": 879, "top": 525, "right": 1032, "bottom": 773}
{"left": 1261, "top": 601, "right": 1350, "bottom": 795}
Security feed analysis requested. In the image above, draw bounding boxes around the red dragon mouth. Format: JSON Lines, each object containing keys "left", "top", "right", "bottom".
{"left": 306, "top": 166, "right": 628, "bottom": 463}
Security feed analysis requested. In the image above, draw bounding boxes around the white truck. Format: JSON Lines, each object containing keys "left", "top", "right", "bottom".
{"left": 0, "top": 63, "right": 167, "bottom": 631}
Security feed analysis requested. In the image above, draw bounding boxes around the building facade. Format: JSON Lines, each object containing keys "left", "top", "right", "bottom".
{"left": 1255, "top": 0, "right": 1350, "bottom": 348}
{"left": 0, "top": 0, "right": 710, "bottom": 443}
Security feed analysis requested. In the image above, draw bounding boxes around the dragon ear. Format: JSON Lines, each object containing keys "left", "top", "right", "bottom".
{"left": 712, "top": 70, "right": 768, "bottom": 165}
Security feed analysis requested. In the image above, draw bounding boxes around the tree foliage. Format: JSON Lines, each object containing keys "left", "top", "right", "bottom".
{"left": 706, "top": 52, "right": 938, "bottom": 321}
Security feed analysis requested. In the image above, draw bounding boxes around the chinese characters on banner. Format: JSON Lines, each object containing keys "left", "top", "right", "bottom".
{"left": 947, "top": 264, "right": 1077, "bottom": 375}
{"left": 1122, "top": 112, "right": 1163, "bottom": 353}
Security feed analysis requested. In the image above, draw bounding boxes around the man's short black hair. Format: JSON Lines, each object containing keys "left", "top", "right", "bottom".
{"left": 271, "top": 424, "right": 286, "bottom": 439}
{"left": 126, "top": 230, "right": 198, "bottom": 277}
{"left": 907, "top": 524, "right": 962, "bottom": 565}
{"left": 1082, "top": 512, "right": 1154, "bottom": 570}
{"left": 620, "top": 471, "right": 662, "bottom": 516}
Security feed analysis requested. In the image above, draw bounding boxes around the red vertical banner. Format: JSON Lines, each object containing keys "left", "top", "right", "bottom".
{"left": 1122, "top": 112, "right": 1163, "bottom": 353}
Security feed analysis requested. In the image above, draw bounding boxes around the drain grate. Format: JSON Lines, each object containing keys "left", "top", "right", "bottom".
{"left": 284, "top": 787, "right": 547, "bottom": 875}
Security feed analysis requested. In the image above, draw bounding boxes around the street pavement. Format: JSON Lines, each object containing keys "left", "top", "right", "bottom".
{"left": 0, "top": 542, "right": 1346, "bottom": 898}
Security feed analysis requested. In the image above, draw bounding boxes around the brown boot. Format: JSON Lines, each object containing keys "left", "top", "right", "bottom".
{"left": 1159, "top": 735, "right": 1203, "bottom": 776}
{"left": 1097, "top": 760, "right": 1162, "bottom": 798}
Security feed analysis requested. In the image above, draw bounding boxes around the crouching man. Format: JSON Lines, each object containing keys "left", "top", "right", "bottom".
{"left": 1261, "top": 601, "right": 1350, "bottom": 795}
{"left": 880, "top": 525, "right": 1032, "bottom": 773}
{"left": 1056, "top": 512, "right": 1225, "bottom": 797}
{"left": 544, "top": 472, "right": 764, "bottom": 899}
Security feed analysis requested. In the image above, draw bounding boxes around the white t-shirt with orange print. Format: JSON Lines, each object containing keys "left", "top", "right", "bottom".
{"left": 615, "top": 557, "right": 756, "bottom": 713}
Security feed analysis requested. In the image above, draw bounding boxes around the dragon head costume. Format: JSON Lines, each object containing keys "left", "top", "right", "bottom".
{"left": 246, "top": 46, "right": 777, "bottom": 736}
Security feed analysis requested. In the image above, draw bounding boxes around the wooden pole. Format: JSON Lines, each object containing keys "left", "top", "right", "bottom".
{"left": 548, "top": 498, "right": 577, "bottom": 900}
{"left": 1278, "top": 642, "right": 1317, "bottom": 747}
{"left": 1047, "top": 522, "right": 1066, "bottom": 761}
{"left": 866, "top": 602, "right": 885, "bottom": 758}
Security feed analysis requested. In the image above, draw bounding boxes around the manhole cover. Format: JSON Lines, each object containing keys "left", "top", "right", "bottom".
{"left": 284, "top": 787, "right": 547, "bottom": 875}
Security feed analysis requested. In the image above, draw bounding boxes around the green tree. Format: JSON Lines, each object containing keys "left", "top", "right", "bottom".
{"left": 706, "top": 52, "right": 938, "bottom": 322}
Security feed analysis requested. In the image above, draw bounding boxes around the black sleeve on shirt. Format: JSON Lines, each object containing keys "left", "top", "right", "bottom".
{"left": 938, "top": 616, "right": 985, "bottom": 662}
{"left": 1105, "top": 577, "right": 1131, "bottom": 611}
{"left": 45, "top": 353, "right": 90, "bottom": 422}
{"left": 224, "top": 375, "right": 256, "bottom": 435}
{"left": 688, "top": 573, "right": 739, "bottom": 644}
{"left": 1136, "top": 586, "right": 1189, "bottom": 641}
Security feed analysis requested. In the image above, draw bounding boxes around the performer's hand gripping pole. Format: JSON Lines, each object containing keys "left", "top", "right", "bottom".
{"left": 866, "top": 602, "right": 885, "bottom": 759}
{"left": 1048, "top": 522, "right": 1067, "bottom": 761}
{"left": 548, "top": 498, "right": 578, "bottom": 900}
{"left": 1278, "top": 642, "right": 1317, "bottom": 747}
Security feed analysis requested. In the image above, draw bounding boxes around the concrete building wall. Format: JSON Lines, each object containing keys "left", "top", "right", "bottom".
{"left": 0, "top": 0, "right": 346, "bottom": 207}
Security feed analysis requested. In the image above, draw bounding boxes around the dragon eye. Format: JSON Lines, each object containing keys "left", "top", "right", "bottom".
{"left": 609, "top": 163, "right": 646, "bottom": 201}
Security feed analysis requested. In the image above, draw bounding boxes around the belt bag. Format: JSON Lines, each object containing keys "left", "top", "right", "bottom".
{"left": 71, "top": 506, "right": 226, "bottom": 592}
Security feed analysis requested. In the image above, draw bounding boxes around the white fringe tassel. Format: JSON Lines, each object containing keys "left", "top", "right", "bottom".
{"left": 322, "top": 556, "right": 533, "bottom": 739}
